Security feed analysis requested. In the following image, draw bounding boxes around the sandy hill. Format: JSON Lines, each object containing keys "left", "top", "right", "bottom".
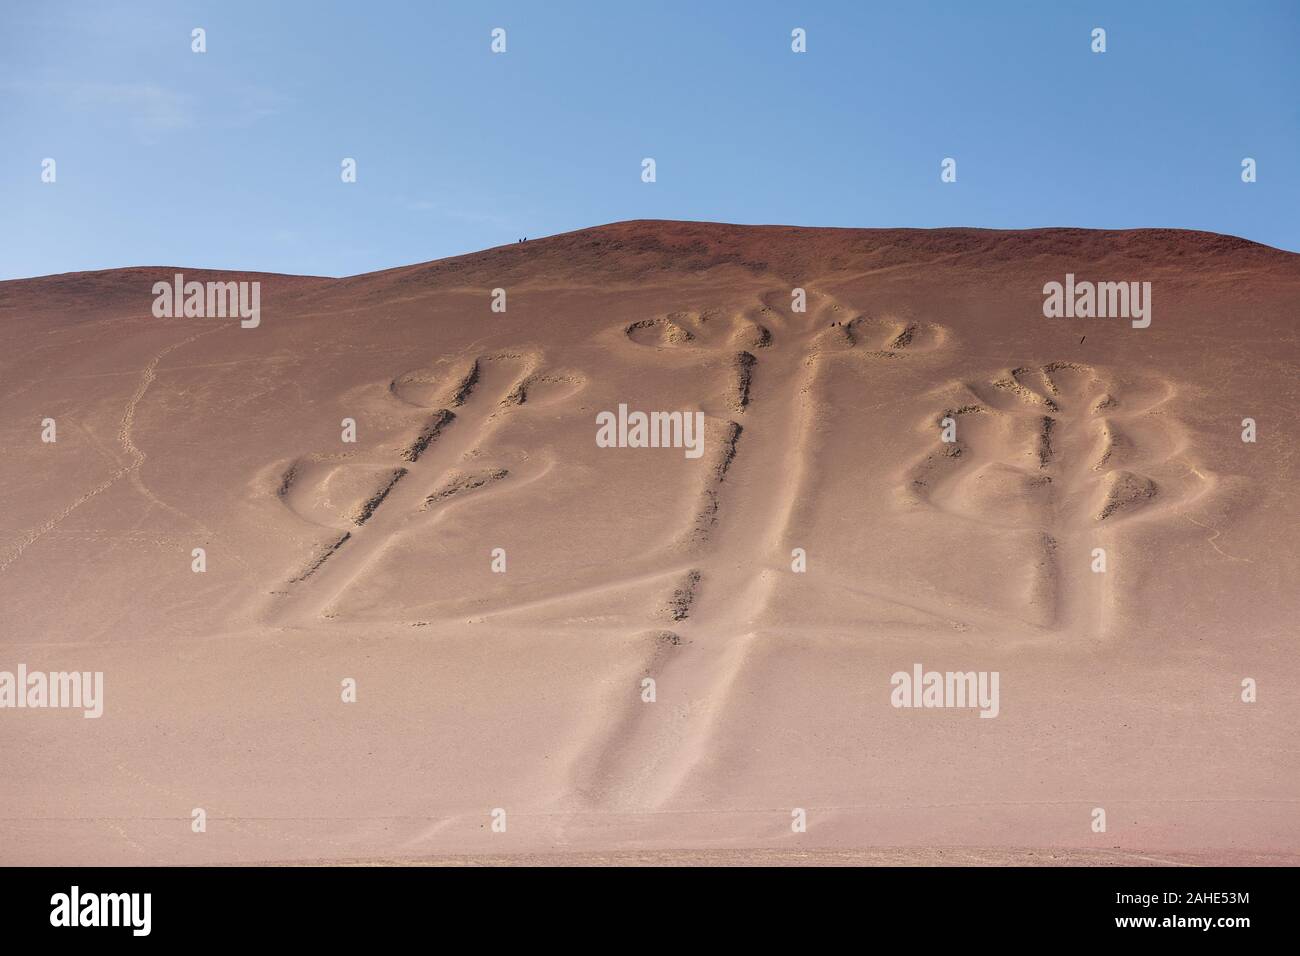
{"left": 1, "top": 221, "right": 1297, "bottom": 864}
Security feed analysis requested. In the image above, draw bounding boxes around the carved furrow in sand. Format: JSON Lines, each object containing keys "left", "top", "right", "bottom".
{"left": 574, "top": 333, "right": 827, "bottom": 810}
{"left": 573, "top": 291, "right": 962, "bottom": 810}
{"left": 263, "top": 356, "right": 541, "bottom": 626}
{"left": 902, "top": 363, "right": 1214, "bottom": 641}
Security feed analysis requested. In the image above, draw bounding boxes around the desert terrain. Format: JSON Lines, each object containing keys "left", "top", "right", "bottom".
{"left": 1, "top": 221, "right": 1296, "bottom": 864}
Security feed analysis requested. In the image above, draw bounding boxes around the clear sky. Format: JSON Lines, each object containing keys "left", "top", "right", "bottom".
{"left": 2, "top": 0, "right": 1296, "bottom": 280}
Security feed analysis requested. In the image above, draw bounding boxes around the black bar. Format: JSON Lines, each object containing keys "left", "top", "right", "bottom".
{"left": 0, "top": 865, "right": 1283, "bottom": 942}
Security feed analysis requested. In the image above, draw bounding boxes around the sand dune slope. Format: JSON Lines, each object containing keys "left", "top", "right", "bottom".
{"left": 1, "top": 222, "right": 1297, "bottom": 864}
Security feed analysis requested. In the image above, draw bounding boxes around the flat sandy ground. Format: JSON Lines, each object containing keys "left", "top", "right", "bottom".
{"left": 324, "top": 848, "right": 1297, "bottom": 867}
{"left": 1, "top": 222, "right": 1297, "bottom": 865}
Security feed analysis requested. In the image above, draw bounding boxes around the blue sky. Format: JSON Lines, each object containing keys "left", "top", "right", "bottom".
{"left": 2, "top": 0, "right": 1296, "bottom": 280}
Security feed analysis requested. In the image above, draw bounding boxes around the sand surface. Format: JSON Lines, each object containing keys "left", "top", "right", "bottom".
{"left": 1, "top": 221, "right": 1297, "bottom": 865}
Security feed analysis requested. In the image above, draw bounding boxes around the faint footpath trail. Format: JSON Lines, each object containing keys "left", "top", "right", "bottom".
{"left": 0, "top": 327, "right": 224, "bottom": 576}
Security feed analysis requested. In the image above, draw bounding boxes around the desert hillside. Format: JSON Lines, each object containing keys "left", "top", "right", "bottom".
{"left": 2, "top": 221, "right": 1297, "bottom": 864}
